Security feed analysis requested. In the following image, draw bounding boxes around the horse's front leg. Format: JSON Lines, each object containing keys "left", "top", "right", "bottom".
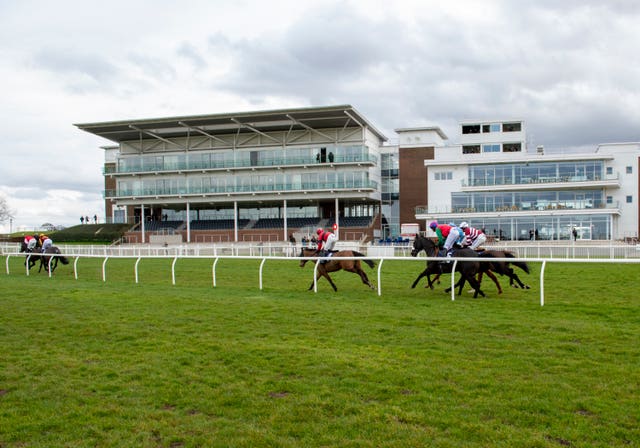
{"left": 411, "top": 269, "right": 428, "bottom": 288}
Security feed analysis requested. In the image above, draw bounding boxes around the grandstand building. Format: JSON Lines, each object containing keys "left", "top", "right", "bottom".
{"left": 76, "top": 106, "right": 397, "bottom": 243}
{"left": 77, "top": 106, "right": 640, "bottom": 243}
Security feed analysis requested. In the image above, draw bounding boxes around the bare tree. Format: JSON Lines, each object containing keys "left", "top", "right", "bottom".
{"left": 0, "top": 194, "right": 14, "bottom": 224}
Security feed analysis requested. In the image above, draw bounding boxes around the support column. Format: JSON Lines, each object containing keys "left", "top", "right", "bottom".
{"left": 141, "top": 204, "right": 145, "bottom": 244}
{"left": 283, "top": 199, "right": 288, "bottom": 241}
{"left": 186, "top": 202, "right": 191, "bottom": 243}
{"left": 334, "top": 197, "right": 339, "bottom": 239}
{"left": 234, "top": 201, "right": 238, "bottom": 242}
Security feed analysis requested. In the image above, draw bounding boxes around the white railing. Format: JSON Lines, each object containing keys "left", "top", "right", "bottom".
{"left": 4, "top": 250, "right": 640, "bottom": 306}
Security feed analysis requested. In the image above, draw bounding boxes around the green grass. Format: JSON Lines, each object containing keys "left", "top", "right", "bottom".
{"left": 0, "top": 257, "right": 638, "bottom": 447}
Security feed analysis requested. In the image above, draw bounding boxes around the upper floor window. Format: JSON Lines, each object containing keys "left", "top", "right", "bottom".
{"left": 483, "top": 144, "right": 500, "bottom": 153}
{"left": 482, "top": 123, "right": 501, "bottom": 133}
{"left": 463, "top": 145, "right": 481, "bottom": 154}
{"left": 606, "top": 166, "right": 613, "bottom": 175}
{"left": 462, "top": 124, "right": 481, "bottom": 134}
{"left": 503, "top": 143, "right": 522, "bottom": 152}
{"left": 626, "top": 195, "right": 633, "bottom": 203}
{"left": 606, "top": 196, "right": 613, "bottom": 204}
{"left": 626, "top": 166, "right": 632, "bottom": 174}
{"left": 502, "top": 122, "right": 522, "bottom": 132}
{"left": 434, "top": 171, "right": 453, "bottom": 180}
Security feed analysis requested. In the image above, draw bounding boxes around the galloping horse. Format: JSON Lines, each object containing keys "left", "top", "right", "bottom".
{"left": 410, "top": 236, "right": 529, "bottom": 294}
{"left": 38, "top": 246, "right": 69, "bottom": 273}
{"left": 20, "top": 241, "right": 41, "bottom": 270}
{"left": 477, "top": 250, "right": 531, "bottom": 292}
{"left": 299, "top": 247, "right": 375, "bottom": 291}
{"left": 409, "top": 236, "right": 485, "bottom": 297}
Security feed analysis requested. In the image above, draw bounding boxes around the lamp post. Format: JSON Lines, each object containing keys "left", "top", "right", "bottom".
{"left": 9, "top": 217, "right": 12, "bottom": 234}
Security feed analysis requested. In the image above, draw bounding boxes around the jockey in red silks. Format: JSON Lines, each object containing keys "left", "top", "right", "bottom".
{"left": 316, "top": 227, "right": 337, "bottom": 263}
{"left": 23, "top": 235, "right": 38, "bottom": 252}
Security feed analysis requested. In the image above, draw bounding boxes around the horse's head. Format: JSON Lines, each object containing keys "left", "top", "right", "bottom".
{"left": 411, "top": 236, "right": 437, "bottom": 257}
{"left": 20, "top": 241, "right": 27, "bottom": 253}
{"left": 299, "top": 247, "right": 316, "bottom": 267}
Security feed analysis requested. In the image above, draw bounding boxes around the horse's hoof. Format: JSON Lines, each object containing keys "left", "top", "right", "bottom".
{"left": 524, "top": 285, "right": 531, "bottom": 289}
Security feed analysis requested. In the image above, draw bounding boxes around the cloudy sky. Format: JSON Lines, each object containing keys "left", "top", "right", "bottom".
{"left": 1, "top": 0, "right": 639, "bottom": 232}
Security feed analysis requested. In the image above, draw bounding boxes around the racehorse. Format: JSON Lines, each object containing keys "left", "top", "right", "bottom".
{"left": 409, "top": 236, "right": 486, "bottom": 297}
{"left": 299, "top": 247, "right": 375, "bottom": 291}
{"left": 477, "top": 250, "right": 531, "bottom": 292}
{"left": 20, "top": 241, "right": 41, "bottom": 270}
{"left": 38, "top": 246, "right": 69, "bottom": 273}
{"left": 410, "top": 236, "right": 529, "bottom": 294}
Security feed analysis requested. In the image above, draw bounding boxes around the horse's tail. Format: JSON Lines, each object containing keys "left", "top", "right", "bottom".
{"left": 352, "top": 251, "right": 375, "bottom": 269}
{"left": 503, "top": 251, "right": 530, "bottom": 274}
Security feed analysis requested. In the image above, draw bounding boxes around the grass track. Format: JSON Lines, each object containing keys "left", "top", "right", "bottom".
{"left": 1, "top": 255, "right": 639, "bottom": 447}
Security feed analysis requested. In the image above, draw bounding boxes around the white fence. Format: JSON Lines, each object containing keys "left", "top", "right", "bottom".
{"left": 3, "top": 245, "right": 640, "bottom": 306}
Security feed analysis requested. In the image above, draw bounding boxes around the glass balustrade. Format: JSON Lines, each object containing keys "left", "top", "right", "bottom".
{"left": 107, "top": 147, "right": 377, "bottom": 175}
{"left": 104, "top": 179, "right": 378, "bottom": 198}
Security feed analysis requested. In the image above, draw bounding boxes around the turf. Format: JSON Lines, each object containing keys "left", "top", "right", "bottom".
{"left": 0, "top": 256, "right": 638, "bottom": 447}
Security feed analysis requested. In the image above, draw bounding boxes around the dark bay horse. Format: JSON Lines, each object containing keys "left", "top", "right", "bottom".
{"left": 410, "top": 236, "right": 529, "bottom": 294}
{"left": 299, "top": 247, "right": 375, "bottom": 291}
{"left": 38, "top": 246, "right": 69, "bottom": 273}
{"left": 20, "top": 241, "right": 41, "bottom": 270}
{"left": 409, "top": 236, "right": 485, "bottom": 298}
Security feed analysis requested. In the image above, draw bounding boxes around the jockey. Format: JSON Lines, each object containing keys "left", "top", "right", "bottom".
{"left": 23, "top": 235, "right": 38, "bottom": 252}
{"left": 39, "top": 234, "right": 53, "bottom": 253}
{"left": 316, "top": 227, "right": 337, "bottom": 262}
{"left": 460, "top": 221, "right": 487, "bottom": 250}
{"left": 428, "top": 221, "right": 464, "bottom": 257}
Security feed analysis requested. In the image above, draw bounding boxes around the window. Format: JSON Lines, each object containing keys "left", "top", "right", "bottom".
{"left": 463, "top": 145, "right": 481, "bottom": 154}
{"left": 482, "top": 123, "right": 501, "bottom": 133}
{"left": 503, "top": 122, "right": 522, "bottom": 132}
{"left": 606, "top": 196, "right": 613, "bottom": 204}
{"left": 462, "top": 124, "right": 481, "bottom": 134}
{"left": 434, "top": 171, "right": 453, "bottom": 180}
{"left": 503, "top": 143, "right": 522, "bottom": 152}
{"left": 626, "top": 195, "right": 633, "bottom": 203}
{"left": 483, "top": 144, "right": 500, "bottom": 153}
{"left": 626, "top": 166, "right": 632, "bottom": 174}
{"left": 606, "top": 166, "right": 613, "bottom": 175}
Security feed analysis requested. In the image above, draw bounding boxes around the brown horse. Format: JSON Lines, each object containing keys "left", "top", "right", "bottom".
{"left": 38, "top": 246, "right": 70, "bottom": 273}
{"left": 299, "top": 247, "right": 375, "bottom": 291}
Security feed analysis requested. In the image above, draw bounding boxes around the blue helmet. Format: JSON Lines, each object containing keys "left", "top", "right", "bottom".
{"left": 429, "top": 221, "right": 438, "bottom": 229}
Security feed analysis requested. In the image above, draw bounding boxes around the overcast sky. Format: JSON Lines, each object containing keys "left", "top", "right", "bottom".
{"left": 1, "top": 0, "right": 639, "bottom": 232}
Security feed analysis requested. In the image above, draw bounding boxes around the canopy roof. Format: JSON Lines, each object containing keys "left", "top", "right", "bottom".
{"left": 75, "top": 104, "right": 387, "bottom": 143}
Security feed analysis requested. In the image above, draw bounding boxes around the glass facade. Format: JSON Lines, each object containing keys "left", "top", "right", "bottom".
{"left": 451, "top": 189, "right": 608, "bottom": 213}
{"left": 111, "top": 170, "right": 376, "bottom": 198}
{"left": 467, "top": 160, "right": 604, "bottom": 187}
{"left": 462, "top": 214, "right": 611, "bottom": 241}
{"left": 109, "top": 144, "right": 375, "bottom": 174}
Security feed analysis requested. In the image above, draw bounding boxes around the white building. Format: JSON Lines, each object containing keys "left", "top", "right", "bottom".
{"left": 415, "top": 120, "right": 639, "bottom": 241}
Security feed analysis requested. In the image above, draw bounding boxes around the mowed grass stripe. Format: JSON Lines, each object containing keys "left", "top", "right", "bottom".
{"left": 0, "top": 257, "right": 638, "bottom": 447}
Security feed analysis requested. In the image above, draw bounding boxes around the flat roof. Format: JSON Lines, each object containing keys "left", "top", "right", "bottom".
{"left": 75, "top": 104, "right": 387, "bottom": 143}
{"left": 394, "top": 126, "right": 448, "bottom": 140}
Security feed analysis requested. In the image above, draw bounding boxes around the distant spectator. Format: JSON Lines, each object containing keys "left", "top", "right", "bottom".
{"left": 85, "top": 216, "right": 90, "bottom": 225}
{"left": 328, "top": 152, "right": 334, "bottom": 163}
{"left": 93, "top": 214, "right": 98, "bottom": 224}
{"left": 80, "top": 216, "right": 84, "bottom": 224}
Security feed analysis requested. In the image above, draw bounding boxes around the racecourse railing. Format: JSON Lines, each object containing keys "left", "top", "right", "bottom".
{"left": 4, "top": 248, "right": 640, "bottom": 306}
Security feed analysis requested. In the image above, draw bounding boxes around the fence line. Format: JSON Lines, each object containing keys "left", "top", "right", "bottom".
{"left": 4, "top": 251, "right": 640, "bottom": 306}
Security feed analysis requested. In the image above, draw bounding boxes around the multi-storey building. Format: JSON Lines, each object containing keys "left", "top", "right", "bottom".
{"left": 78, "top": 107, "right": 640, "bottom": 242}
{"left": 415, "top": 119, "right": 639, "bottom": 241}
{"left": 76, "top": 106, "right": 388, "bottom": 242}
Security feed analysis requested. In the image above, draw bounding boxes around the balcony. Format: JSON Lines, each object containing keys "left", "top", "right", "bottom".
{"left": 104, "top": 180, "right": 379, "bottom": 199}
{"left": 415, "top": 200, "right": 618, "bottom": 215}
{"left": 461, "top": 173, "right": 620, "bottom": 191}
{"left": 103, "top": 152, "right": 378, "bottom": 175}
